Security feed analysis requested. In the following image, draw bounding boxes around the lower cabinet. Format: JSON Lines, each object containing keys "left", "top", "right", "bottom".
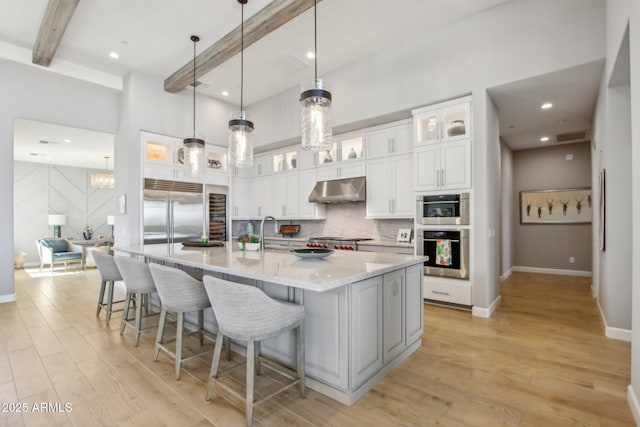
{"left": 383, "top": 269, "right": 405, "bottom": 364}
{"left": 423, "top": 276, "right": 471, "bottom": 306}
{"left": 405, "top": 264, "right": 424, "bottom": 345}
{"left": 350, "top": 276, "right": 383, "bottom": 388}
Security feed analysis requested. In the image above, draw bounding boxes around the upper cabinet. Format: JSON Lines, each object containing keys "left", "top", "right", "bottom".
{"left": 142, "top": 131, "right": 183, "bottom": 181}
{"left": 365, "top": 121, "right": 412, "bottom": 159}
{"left": 204, "top": 145, "right": 229, "bottom": 186}
{"left": 318, "top": 132, "right": 364, "bottom": 166}
{"left": 252, "top": 154, "right": 273, "bottom": 177}
{"left": 413, "top": 96, "right": 471, "bottom": 145}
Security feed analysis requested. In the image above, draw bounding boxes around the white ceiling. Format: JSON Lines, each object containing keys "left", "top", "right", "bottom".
{"left": 3, "top": 0, "right": 603, "bottom": 165}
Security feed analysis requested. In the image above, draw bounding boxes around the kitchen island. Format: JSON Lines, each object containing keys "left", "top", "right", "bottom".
{"left": 114, "top": 243, "right": 426, "bottom": 405}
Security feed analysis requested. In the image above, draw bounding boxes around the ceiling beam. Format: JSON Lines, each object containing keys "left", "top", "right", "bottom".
{"left": 164, "top": 0, "right": 321, "bottom": 94}
{"left": 32, "top": 0, "right": 80, "bottom": 67}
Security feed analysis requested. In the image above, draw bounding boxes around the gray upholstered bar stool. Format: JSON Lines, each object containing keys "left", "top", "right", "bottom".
{"left": 202, "top": 275, "right": 306, "bottom": 427}
{"left": 148, "top": 263, "right": 214, "bottom": 380}
{"left": 114, "top": 256, "right": 157, "bottom": 346}
{"left": 93, "top": 251, "right": 125, "bottom": 326}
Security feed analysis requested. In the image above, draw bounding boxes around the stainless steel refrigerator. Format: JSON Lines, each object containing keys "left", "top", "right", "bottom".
{"left": 143, "top": 179, "right": 205, "bottom": 244}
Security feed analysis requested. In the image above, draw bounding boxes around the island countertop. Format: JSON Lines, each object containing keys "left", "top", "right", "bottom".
{"left": 114, "top": 243, "right": 427, "bottom": 293}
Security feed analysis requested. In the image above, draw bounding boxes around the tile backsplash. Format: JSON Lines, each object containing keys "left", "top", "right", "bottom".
{"left": 233, "top": 203, "right": 413, "bottom": 241}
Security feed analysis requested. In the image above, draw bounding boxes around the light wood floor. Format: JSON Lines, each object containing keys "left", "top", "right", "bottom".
{"left": 0, "top": 268, "right": 634, "bottom": 426}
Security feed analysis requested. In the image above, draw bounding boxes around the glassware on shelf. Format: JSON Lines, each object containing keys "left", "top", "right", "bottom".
{"left": 348, "top": 147, "right": 357, "bottom": 159}
{"left": 323, "top": 150, "right": 333, "bottom": 163}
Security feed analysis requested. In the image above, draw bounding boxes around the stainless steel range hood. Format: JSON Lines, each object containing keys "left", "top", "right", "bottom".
{"left": 308, "top": 176, "right": 366, "bottom": 203}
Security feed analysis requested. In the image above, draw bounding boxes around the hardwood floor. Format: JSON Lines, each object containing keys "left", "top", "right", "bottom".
{"left": 0, "top": 268, "right": 634, "bottom": 426}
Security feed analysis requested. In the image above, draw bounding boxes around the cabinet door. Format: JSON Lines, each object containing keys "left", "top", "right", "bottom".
{"left": 405, "top": 264, "right": 424, "bottom": 345}
{"left": 297, "top": 148, "right": 317, "bottom": 170}
{"left": 143, "top": 163, "right": 176, "bottom": 180}
{"left": 392, "top": 122, "right": 413, "bottom": 155}
{"left": 316, "top": 164, "right": 340, "bottom": 181}
{"left": 231, "top": 176, "right": 250, "bottom": 219}
{"left": 350, "top": 276, "right": 383, "bottom": 388}
{"left": 298, "top": 169, "right": 324, "bottom": 218}
{"left": 383, "top": 269, "right": 405, "bottom": 364}
{"left": 414, "top": 145, "right": 440, "bottom": 192}
{"left": 365, "top": 158, "right": 393, "bottom": 217}
{"left": 283, "top": 173, "right": 299, "bottom": 218}
{"left": 252, "top": 155, "right": 272, "bottom": 177}
{"left": 365, "top": 127, "right": 393, "bottom": 160}
{"left": 251, "top": 176, "right": 272, "bottom": 217}
{"left": 392, "top": 154, "right": 414, "bottom": 217}
{"left": 441, "top": 139, "right": 471, "bottom": 190}
{"left": 338, "top": 161, "right": 366, "bottom": 179}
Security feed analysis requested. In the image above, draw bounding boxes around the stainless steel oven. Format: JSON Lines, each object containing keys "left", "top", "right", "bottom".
{"left": 416, "top": 229, "right": 469, "bottom": 279}
{"left": 416, "top": 193, "right": 469, "bottom": 225}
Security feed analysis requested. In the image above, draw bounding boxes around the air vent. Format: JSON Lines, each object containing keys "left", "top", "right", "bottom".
{"left": 555, "top": 129, "right": 590, "bottom": 143}
{"left": 190, "top": 81, "right": 203, "bottom": 88}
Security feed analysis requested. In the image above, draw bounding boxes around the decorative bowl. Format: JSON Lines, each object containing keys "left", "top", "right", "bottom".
{"left": 447, "top": 120, "right": 466, "bottom": 137}
{"left": 237, "top": 242, "right": 260, "bottom": 251}
{"left": 290, "top": 248, "right": 334, "bottom": 259}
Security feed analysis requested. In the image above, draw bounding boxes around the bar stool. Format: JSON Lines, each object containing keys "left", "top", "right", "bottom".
{"left": 114, "top": 256, "right": 157, "bottom": 346}
{"left": 202, "top": 275, "right": 305, "bottom": 427}
{"left": 93, "top": 251, "right": 124, "bottom": 326}
{"left": 148, "top": 263, "right": 214, "bottom": 380}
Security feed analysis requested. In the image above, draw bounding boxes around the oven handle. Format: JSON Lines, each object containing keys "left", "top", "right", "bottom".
{"left": 423, "top": 238, "right": 460, "bottom": 243}
{"left": 423, "top": 200, "right": 459, "bottom": 205}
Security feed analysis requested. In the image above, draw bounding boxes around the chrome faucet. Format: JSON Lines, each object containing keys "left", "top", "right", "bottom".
{"left": 260, "top": 215, "right": 277, "bottom": 251}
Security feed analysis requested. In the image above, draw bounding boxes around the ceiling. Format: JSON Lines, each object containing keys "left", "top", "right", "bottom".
{"left": 3, "top": 0, "right": 603, "bottom": 166}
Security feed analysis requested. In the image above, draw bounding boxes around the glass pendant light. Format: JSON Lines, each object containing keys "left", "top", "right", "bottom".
{"left": 300, "top": 0, "right": 332, "bottom": 151}
{"left": 229, "top": 0, "right": 254, "bottom": 168}
{"left": 183, "top": 35, "right": 205, "bottom": 179}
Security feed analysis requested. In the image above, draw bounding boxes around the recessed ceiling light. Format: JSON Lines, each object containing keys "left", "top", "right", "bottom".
{"left": 306, "top": 51, "right": 315, "bottom": 59}
{"left": 221, "top": 90, "right": 229, "bottom": 97}
{"left": 109, "top": 51, "right": 119, "bottom": 59}
{"left": 63, "top": 139, "right": 71, "bottom": 143}
{"left": 540, "top": 136, "right": 550, "bottom": 142}
{"left": 541, "top": 102, "right": 553, "bottom": 109}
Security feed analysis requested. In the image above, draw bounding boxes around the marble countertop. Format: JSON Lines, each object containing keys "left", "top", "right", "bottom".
{"left": 114, "top": 243, "right": 427, "bottom": 293}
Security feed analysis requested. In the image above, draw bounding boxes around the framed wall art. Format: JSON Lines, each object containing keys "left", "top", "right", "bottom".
{"left": 520, "top": 188, "right": 592, "bottom": 224}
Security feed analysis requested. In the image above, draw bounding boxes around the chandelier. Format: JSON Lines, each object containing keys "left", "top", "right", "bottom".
{"left": 91, "top": 156, "right": 114, "bottom": 189}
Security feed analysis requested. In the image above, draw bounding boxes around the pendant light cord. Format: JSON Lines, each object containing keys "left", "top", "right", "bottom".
{"left": 240, "top": 3, "right": 245, "bottom": 114}
{"left": 314, "top": 0, "right": 317, "bottom": 81}
{"left": 193, "top": 38, "right": 196, "bottom": 139}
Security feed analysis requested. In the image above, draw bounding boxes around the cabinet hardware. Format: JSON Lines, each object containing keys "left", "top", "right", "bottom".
{"left": 432, "top": 290, "right": 450, "bottom": 295}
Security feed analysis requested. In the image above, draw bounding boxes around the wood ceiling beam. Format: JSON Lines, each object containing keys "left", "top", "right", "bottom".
{"left": 32, "top": 0, "right": 80, "bottom": 67}
{"left": 164, "top": 0, "right": 321, "bottom": 94}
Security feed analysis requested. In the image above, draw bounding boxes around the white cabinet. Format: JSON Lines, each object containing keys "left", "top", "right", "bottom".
{"left": 423, "top": 276, "right": 472, "bottom": 306}
{"left": 252, "top": 154, "right": 272, "bottom": 177}
{"left": 317, "top": 160, "right": 365, "bottom": 181}
{"left": 350, "top": 276, "right": 383, "bottom": 388}
{"left": 405, "top": 264, "right": 424, "bottom": 345}
{"left": 413, "top": 96, "right": 471, "bottom": 144}
{"left": 298, "top": 169, "right": 325, "bottom": 219}
{"left": 382, "top": 269, "right": 405, "bottom": 364}
{"left": 142, "top": 132, "right": 182, "bottom": 180}
{"left": 204, "top": 145, "right": 229, "bottom": 186}
{"left": 296, "top": 148, "right": 317, "bottom": 170}
{"left": 272, "top": 171, "right": 299, "bottom": 218}
{"left": 366, "top": 154, "right": 413, "bottom": 218}
{"left": 365, "top": 122, "right": 412, "bottom": 159}
{"left": 250, "top": 176, "right": 272, "bottom": 217}
{"left": 230, "top": 176, "right": 250, "bottom": 219}
{"left": 415, "top": 140, "right": 470, "bottom": 191}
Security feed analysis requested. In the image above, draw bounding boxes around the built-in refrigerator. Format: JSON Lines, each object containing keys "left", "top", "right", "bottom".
{"left": 143, "top": 178, "right": 207, "bottom": 244}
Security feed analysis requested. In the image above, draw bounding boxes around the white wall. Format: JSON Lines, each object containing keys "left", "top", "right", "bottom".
{"left": 0, "top": 59, "right": 118, "bottom": 302}
{"left": 250, "top": 0, "right": 605, "bottom": 311}
{"left": 500, "top": 142, "right": 514, "bottom": 277}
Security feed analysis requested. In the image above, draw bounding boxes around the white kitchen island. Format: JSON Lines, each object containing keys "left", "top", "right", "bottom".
{"left": 114, "top": 243, "right": 426, "bottom": 405}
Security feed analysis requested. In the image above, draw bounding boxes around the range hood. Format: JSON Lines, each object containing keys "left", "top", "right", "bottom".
{"left": 308, "top": 176, "right": 366, "bottom": 203}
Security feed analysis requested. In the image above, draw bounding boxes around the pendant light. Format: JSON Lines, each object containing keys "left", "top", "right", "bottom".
{"left": 300, "top": 0, "right": 332, "bottom": 151}
{"left": 183, "top": 35, "right": 205, "bottom": 179}
{"left": 91, "top": 156, "right": 115, "bottom": 189}
{"left": 228, "top": 0, "right": 254, "bottom": 168}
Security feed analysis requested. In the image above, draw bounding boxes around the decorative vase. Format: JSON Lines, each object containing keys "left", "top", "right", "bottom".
{"left": 14, "top": 252, "right": 26, "bottom": 269}
{"left": 237, "top": 242, "right": 260, "bottom": 251}
{"left": 83, "top": 226, "right": 93, "bottom": 240}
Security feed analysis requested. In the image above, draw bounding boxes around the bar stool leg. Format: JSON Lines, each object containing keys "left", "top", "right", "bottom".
{"left": 120, "top": 291, "right": 132, "bottom": 335}
{"left": 254, "top": 341, "right": 261, "bottom": 375}
{"left": 96, "top": 280, "right": 107, "bottom": 317}
{"left": 297, "top": 322, "right": 306, "bottom": 398}
{"left": 206, "top": 331, "right": 225, "bottom": 401}
{"left": 176, "top": 311, "right": 184, "bottom": 380}
{"left": 246, "top": 340, "right": 255, "bottom": 427}
{"left": 134, "top": 292, "right": 143, "bottom": 346}
{"left": 225, "top": 336, "right": 232, "bottom": 361}
{"left": 106, "top": 280, "right": 115, "bottom": 325}
{"left": 198, "top": 310, "right": 204, "bottom": 346}
{"left": 154, "top": 308, "right": 167, "bottom": 361}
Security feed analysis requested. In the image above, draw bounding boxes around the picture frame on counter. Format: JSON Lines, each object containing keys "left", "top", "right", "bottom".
{"left": 397, "top": 228, "right": 412, "bottom": 242}
{"left": 520, "top": 188, "right": 592, "bottom": 224}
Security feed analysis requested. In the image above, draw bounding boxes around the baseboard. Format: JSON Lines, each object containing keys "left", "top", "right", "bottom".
{"left": 628, "top": 385, "right": 640, "bottom": 426}
{"left": 472, "top": 295, "right": 502, "bottom": 318}
{"left": 0, "top": 293, "right": 16, "bottom": 303}
{"left": 597, "top": 300, "right": 632, "bottom": 341}
{"left": 499, "top": 268, "right": 512, "bottom": 281}
{"left": 512, "top": 266, "right": 592, "bottom": 277}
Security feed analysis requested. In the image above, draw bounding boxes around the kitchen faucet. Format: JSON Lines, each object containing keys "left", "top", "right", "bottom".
{"left": 260, "top": 215, "right": 277, "bottom": 251}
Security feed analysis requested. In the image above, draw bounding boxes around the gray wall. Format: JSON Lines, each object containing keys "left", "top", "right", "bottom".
{"left": 512, "top": 142, "right": 592, "bottom": 272}
{"left": 14, "top": 161, "right": 114, "bottom": 264}
{"left": 500, "top": 142, "right": 514, "bottom": 276}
